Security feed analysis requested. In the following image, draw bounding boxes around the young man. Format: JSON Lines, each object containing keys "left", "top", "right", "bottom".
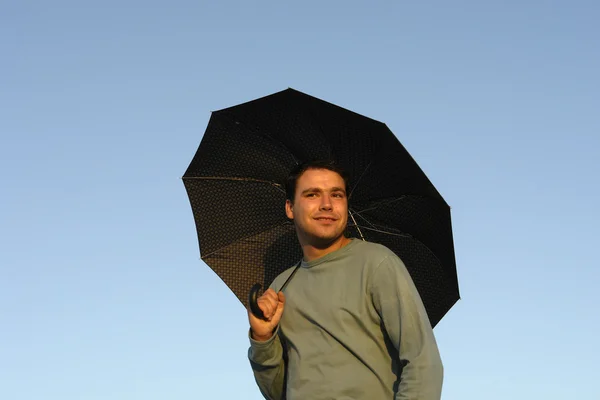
{"left": 247, "top": 160, "right": 443, "bottom": 399}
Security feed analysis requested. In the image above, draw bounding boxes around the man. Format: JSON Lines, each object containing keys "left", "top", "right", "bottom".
{"left": 247, "top": 160, "right": 443, "bottom": 399}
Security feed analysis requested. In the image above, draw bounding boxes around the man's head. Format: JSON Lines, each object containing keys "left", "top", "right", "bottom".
{"left": 284, "top": 160, "right": 350, "bottom": 250}
{"left": 285, "top": 160, "right": 349, "bottom": 203}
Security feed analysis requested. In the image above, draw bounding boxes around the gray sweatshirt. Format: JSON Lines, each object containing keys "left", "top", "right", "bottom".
{"left": 248, "top": 239, "right": 443, "bottom": 399}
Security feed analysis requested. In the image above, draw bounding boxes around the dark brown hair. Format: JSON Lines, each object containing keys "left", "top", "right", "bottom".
{"left": 285, "top": 160, "right": 349, "bottom": 202}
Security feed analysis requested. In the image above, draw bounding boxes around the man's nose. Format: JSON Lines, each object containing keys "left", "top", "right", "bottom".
{"left": 319, "top": 195, "right": 333, "bottom": 210}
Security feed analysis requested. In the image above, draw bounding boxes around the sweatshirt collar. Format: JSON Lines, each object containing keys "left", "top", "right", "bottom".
{"left": 301, "top": 238, "right": 358, "bottom": 268}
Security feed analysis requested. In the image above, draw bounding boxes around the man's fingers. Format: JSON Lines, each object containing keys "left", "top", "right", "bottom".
{"left": 271, "top": 291, "right": 286, "bottom": 323}
{"left": 257, "top": 290, "right": 285, "bottom": 320}
{"left": 258, "top": 291, "right": 278, "bottom": 318}
{"left": 263, "top": 288, "right": 278, "bottom": 300}
{"left": 257, "top": 297, "right": 274, "bottom": 318}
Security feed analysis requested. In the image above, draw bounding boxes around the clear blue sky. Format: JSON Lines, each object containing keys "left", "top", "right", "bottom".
{"left": 1, "top": 1, "right": 599, "bottom": 399}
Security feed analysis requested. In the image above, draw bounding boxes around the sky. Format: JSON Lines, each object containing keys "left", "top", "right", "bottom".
{"left": 1, "top": 1, "right": 599, "bottom": 399}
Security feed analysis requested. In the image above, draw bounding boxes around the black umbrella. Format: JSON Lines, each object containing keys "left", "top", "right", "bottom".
{"left": 183, "top": 88, "right": 459, "bottom": 327}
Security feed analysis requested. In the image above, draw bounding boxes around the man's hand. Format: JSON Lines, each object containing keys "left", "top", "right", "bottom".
{"left": 248, "top": 289, "right": 286, "bottom": 342}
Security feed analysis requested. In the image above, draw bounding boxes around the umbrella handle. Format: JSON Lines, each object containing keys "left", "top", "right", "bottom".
{"left": 249, "top": 283, "right": 266, "bottom": 320}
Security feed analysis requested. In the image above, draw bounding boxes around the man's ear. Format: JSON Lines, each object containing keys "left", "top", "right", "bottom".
{"left": 285, "top": 199, "right": 294, "bottom": 220}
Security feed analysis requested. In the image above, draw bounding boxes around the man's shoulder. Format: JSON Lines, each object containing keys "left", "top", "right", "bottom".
{"left": 351, "top": 239, "right": 397, "bottom": 259}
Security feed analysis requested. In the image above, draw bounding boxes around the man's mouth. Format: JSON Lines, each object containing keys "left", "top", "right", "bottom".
{"left": 314, "top": 216, "right": 337, "bottom": 222}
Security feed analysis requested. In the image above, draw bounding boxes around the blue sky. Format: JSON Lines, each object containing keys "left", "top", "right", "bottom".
{"left": 1, "top": 1, "right": 599, "bottom": 399}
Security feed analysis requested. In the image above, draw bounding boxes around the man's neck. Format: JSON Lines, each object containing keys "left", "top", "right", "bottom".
{"left": 301, "top": 236, "right": 352, "bottom": 262}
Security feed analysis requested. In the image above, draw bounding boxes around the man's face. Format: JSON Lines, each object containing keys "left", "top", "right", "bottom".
{"left": 285, "top": 168, "right": 349, "bottom": 248}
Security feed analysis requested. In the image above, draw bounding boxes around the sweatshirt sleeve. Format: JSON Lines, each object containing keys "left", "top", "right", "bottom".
{"left": 247, "top": 326, "right": 286, "bottom": 400}
{"left": 370, "top": 255, "right": 444, "bottom": 400}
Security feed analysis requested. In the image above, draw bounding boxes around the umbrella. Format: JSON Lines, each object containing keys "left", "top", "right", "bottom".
{"left": 183, "top": 88, "right": 459, "bottom": 327}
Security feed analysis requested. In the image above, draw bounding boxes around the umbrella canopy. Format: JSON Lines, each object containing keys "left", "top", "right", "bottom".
{"left": 183, "top": 88, "right": 459, "bottom": 327}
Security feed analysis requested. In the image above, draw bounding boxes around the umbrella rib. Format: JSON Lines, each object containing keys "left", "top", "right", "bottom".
{"left": 200, "top": 221, "right": 294, "bottom": 260}
{"left": 183, "top": 176, "right": 285, "bottom": 193}
{"left": 348, "top": 160, "right": 373, "bottom": 200}
{"left": 348, "top": 210, "right": 366, "bottom": 240}
{"left": 349, "top": 209, "right": 411, "bottom": 238}
{"left": 349, "top": 210, "right": 398, "bottom": 236}
{"left": 357, "top": 225, "right": 414, "bottom": 238}
{"left": 349, "top": 208, "right": 379, "bottom": 231}
{"left": 350, "top": 195, "right": 425, "bottom": 216}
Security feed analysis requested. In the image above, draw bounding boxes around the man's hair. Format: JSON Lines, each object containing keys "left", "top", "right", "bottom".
{"left": 285, "top": 159, "right": 349, "bottom": 202}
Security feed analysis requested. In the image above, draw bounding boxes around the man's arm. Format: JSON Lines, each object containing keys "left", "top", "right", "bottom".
{"left": 371, "top": 255, "right": 444, "bottom": 400}
{"left": 248, "top": 327, "right": 286, "bottom": 400}
{"left": 247, "top": 289, "right": 287, "bottom": 400}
